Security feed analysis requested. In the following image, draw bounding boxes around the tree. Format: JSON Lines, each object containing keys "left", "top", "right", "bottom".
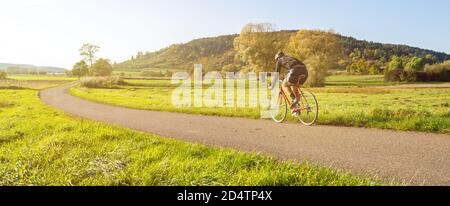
{"left": 387, "top": 56, "right": 404, "bottom": 70}
{"left": 79, "top": 43, "right": 100, "bottom": 68}
{"left": 405, "top": 57, "right": 425, "bottom": 71}
{"left": 91, "top": 58, "right": 113, "bottom": 76}
{"left": 234, "top": 23, "right": 291, "bottom": 72}
{"left": 286, "top": 29, "right": 344, "bottom": 87}
{"left": 0, "top": 71, "right": 7, "bottom": 79}
{"left": 71, "top": 60, "right": 89, "bottom": 78}
{"left": 385, "top": 56, "right": 404, "bottom": 81}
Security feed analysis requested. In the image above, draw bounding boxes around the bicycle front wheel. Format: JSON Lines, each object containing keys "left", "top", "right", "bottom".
{"left": 270, "top": 94, "right": 288, "bottom": 123}
{"left": 297, "top": 91, "right": 319, "bottom": 126}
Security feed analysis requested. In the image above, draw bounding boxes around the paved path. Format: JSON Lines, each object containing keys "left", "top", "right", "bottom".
{"left": 40, "top": 85, "right": 450, "bottom": 185}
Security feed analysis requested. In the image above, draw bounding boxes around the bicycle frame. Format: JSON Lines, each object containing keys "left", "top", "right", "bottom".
{"left": 276, "top": 83, "right": 310, "bottom": 113}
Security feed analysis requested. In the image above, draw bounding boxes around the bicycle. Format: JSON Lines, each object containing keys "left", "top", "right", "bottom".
{"left": 269, "top": 78, "right": 319, "bottom": 126}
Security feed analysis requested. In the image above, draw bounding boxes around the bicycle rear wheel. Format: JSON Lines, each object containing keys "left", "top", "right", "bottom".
{"left": 297, "top": 91, "right": 318, "bottom": 126}
{"left": 270, "top": 94, "right": 288, "bottom": 123}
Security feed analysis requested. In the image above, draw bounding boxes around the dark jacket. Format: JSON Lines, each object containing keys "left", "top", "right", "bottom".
{"left": 275, "top": 56, "right": 306, "bottom": 73}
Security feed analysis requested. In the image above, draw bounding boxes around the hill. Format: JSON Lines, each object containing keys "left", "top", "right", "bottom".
{"left": 113, "top": 30, "right": 450, "bottom": 73}
{"left": 0, "top": 63, "right": 67, "bottom": 74}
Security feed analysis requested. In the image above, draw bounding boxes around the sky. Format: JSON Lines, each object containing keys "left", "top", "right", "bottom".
{"left": 0, "top": 0, "right": 449, "bottom": 69}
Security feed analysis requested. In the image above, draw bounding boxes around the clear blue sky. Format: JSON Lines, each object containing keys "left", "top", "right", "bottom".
{"left": 0, "top": 0, "right": 449, "bottom": 69}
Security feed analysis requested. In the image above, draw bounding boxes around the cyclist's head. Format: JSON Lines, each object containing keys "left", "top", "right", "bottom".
{"left": 275, "top": 51, "right": 285, "bottom": 61}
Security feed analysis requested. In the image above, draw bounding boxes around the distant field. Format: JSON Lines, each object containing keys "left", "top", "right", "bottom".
{"left": 0, "top": 89, "right": 382, "bottom": 186}
{"left": 325, "top": 75, "right": 397, "bottom": 87}
{"left": 1, "top": 79, "right": 74, "bottom": 90}
{"left": 8, "top": 75, "right": 76, "bottom": 81}
{"left": 1, "top": 75, "right": 74, "bottom": 90}
{"left": 70, "top": 76, "right": 450, "bottom": 134}
{"left": 113, "top": 68, "right": 183, "bottom": 77}
{"left": 112, "top": 71, "right": 141, "bottom": 77}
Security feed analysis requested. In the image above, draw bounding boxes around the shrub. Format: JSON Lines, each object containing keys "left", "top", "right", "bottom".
{"left": 385, "top": 68, "right": 403, "bottom": 82}
{"left": 140, "top": 70, "right": 172, "bottom": 77}
{"left": 424, "top": 61, "right": 450, "bottom": 82}
{"left": 80, "top": 76, "right": 127, "bottom": 88}
{"left": 386, "top": 62, "right": 450, "bottom": 82}
{"left": 401, "top": 70, "right": 431, "bottom": 82}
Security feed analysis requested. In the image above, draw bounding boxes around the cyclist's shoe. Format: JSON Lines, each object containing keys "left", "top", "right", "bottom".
{"left": 291, "top": 108, "right": 300, "bottom": 117}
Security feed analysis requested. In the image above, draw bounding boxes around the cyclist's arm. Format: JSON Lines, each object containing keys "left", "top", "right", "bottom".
{"left": 271, "top": 60, "right": 282, "bottom": 89}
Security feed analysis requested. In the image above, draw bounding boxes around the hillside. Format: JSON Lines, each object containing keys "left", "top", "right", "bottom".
{"left": 113, "top": 30, "right": 450, "bottom": 73}
{"left": 114, "top": 34, "right": 238, "bottom": 72}
{"left": 0, "top": 63, "right": 67, "bottom": 74}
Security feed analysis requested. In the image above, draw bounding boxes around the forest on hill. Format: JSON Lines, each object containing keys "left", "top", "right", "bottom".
{"left": 114, "top": 28, "right": 449, "bottom": 75}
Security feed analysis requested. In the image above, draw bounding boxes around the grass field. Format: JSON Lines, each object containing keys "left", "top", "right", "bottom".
{"left": 70, "top": 76, "right": 450, "bottom": 134}
{"left": 0, "top": 89, "right": 382, "bottom": 186}
{"left": 113, "top": 68, "right": 183, "bottom": 77}
{"left": 8, "top": 75, "right": 77, "bottom": 81}
{"left": 1, "top": 76, "right": 75, "bottom": 90}
{"left": 325, "top": 75, "right": 391, "bottom": 87}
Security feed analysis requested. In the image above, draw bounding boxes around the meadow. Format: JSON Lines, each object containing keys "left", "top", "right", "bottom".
{"left": 70, "top": 75, "right": 450, "bottom": 134}
{"left": 1, "top": 75, "right": 75, "bottom": 90}
{"left": 0, "top": 88, "right": 382, "bottom": 185}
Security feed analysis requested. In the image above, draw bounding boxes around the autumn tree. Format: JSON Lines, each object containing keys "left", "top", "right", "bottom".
{"left": 405, "top": 56, "right": 425, "bottom": 71}
{"left": 387, "top": 55, "right": 404, "bottom": 70}
{"left": 72, "top": 60, "right": 89, "bottom": 78}
{"left": 286, "top": 29, "right": 344, "bottom": 87}
{"left": 79, "top": 43, "right": 100, "bottom": 68}
{"left": 234, "top": 23, "right": 291, "bottom": 72}
{"left": 91, "top": 58, "right": 113, "bottom": 76}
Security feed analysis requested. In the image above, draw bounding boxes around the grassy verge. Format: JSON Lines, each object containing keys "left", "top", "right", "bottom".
{"left": 70, "top": 78, "right": 450, "bottom": 134}
{"left": 0, "top": 89, "right": 382, "bottom": 186}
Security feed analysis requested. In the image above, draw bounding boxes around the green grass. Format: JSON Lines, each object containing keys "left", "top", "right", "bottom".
{"left": 325, "top": 75, "right": 398, "bottom": 87}
{"left": 113, "top": 68, "right": 183, "bottom": 77}
{"left": 70, "top": 77, "right": 450, "bottom": 134}
{"left": 0, "top": 89, "right": 382, "bottom": 186}
{"left": 112, "top": 71, "right": 141, "bottom": 77}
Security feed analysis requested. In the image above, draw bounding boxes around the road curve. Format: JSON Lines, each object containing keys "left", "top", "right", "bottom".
{"left": 40, "top": 85, "right": 450, "bottom": 185}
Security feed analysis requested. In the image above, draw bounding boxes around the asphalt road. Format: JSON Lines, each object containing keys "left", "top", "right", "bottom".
{"left": 40, "top": 85, "right": 450, "bottom": 185}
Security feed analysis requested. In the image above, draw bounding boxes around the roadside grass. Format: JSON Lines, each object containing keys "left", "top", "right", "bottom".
{"left": 0, "top": 89, "right": 383, "bottom": 186}
{"left": 70, "top": 77, "right": 450, "bottom": 134}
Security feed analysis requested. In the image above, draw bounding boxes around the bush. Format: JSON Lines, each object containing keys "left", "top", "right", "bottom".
{"left": 0, "top": 71, "right": 7, "bottom": 79}
{"left": 424, "top": 61, "right": 450, "bottom": 82}
{"left": 386, "top": 61, "right": 450, "bottom": 82}
{"left": 400, "top": 70, "right": 429, "bottom": 82}
{"left": 80, "top": 76, "right": 127, "bottom": 88}
{"left": 385, "top": 68, "right": 403, "bottom": 82}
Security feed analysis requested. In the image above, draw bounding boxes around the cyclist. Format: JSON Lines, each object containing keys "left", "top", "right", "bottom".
{"left": 272, "top": 51, "right": 309, "bottom": 115}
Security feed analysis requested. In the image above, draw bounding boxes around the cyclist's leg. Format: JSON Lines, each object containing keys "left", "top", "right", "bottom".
{"left": 291, "top": 85, "right": 301, "bottom": 100}
{"left": 282, "top": 71, "right": 296, "bottom": 100}
{"left": 286, "top": 70, "right": 301, "bottom": 101}
{"left": 282, "top": 79, "right": 294, "bottom": 99}
{"left": 292, "top": 74, "right": 307, "bottom": 100}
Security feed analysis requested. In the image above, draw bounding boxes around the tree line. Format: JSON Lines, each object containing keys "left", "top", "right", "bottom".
{"left": 113, "top": 24, "right": 449, "bottom": 86}
{"left": 68, "top": 43, "right": 113, "bottom": 78}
